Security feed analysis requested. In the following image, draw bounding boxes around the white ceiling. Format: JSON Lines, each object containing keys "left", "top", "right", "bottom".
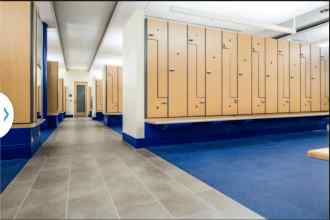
{"left": 37, "top": 1, "right": 329, "bottom": 73}
{"left": 53, "top": 1, "right": 116, "bottom": 70}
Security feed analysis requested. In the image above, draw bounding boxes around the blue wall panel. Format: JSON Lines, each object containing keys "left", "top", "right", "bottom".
{"left": 123, "top": 116, "right": 329, "bottom": 148}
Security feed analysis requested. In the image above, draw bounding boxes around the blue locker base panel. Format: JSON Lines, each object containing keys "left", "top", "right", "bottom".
{"left": 104, "top": 114, "right": 122, "bottom": 134}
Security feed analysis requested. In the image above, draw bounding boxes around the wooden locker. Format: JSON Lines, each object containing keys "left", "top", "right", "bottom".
{"left": 106, "top": 65, "right": 119, "bottom": 113}
{"left": 222, "top": 31, "right": 238, "bottom": 115}
{"left": 265, "top": 38, "right": 278, "bottom": 113}
{"left": 47, "top": 62, "right": 59, "bottom": 115}
{"left": 289, "top": 42, "right": 301, "bottom": 112}
{"left": 205, "top": 27, "right": 222, "bottom": 116}
{"left": 58, "top": 79, "right": 63, "bottom": 113}
{"left": 168, "top": 21, "right": 188, "bottom": 117}
{"left": 320, "top": 47, "right": 329, "bottom": 111}
{"left": 252, "top": 37, "right": 266, "bottom": 114}
{"left": 96, "top": 80, "right": 103, "bottom": 112}
{"left": 64, "top": 87, "right": 67, "bottom": 113}
{"left": 147, "top": 18, "right": 168, "bottom": 118}
{"left": 277, "top": 40, "right": 290, "bottom": 113}
{"left": 237, "top": 33, "right": 252, "bottom": 115}
{"left": 118, "top": 67, "right": 123, "bottom": 113}
{"left": 300, "top": 44, "right": 312, "bottom": 112}
{"left": 188, "top": 25, "right": 206, "bottom": 116}
{"left": 311, "top": 46, "right": 321, "bottom": 111}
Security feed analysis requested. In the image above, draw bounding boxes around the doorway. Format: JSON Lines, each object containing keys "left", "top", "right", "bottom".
{"left": 74, "top": 81, "right": 88, "bottom": 117}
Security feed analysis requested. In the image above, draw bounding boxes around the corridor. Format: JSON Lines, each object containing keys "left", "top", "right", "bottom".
{"left": 1, "top": 119, "right": 262, "bottom": 219}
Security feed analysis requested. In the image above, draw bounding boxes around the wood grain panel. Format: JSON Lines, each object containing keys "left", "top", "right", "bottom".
{"left": 222, "top": 31, "right": 238, "bottom": 115}
{"left": 47, "top": 62, "right": 59, "bottom": 115}
{"left": 0, "top": 2, "right": 31, "bottom": 123}
{"left": 300, "top": 44, "right": 312, "bottom": 112}
{"left": 118, "top": 67, "right": 123, "bottom": 113}
{"left": 168, "top": 21, "right": 188, "bottom": 117}
{"left": 106, "top": 65, "right": 119, "bottom": 113}
{"left": 147, "top": 18, "right": 168, "bottom": 117}
{"left": 64, "top": 87, "right": 67, "bottom": 113}
{"left": 205, "top": 27, "right": 222, "bottom": 116}
{"left": 265, "top": 38, "right": 278, "bottom": 113}
{"left": 252, "top": 37, "right": 266, "bottom": 114}
{"left": 311, "top": 46, "right": 321, "bottom": 111}
{"left": 237, "top": 33, "right": 252, "bottom": 115}
{"left": 277, "top": 40, "right": 290, "bottom": 113}
{"left": 289, "top": 42, "right": 301, "bottom": 112}
{"left": 58, "top": 79, "right": 63, "bottom": 113}
{"left": 188, "top": 25, "right": 206, "bottom": 116}
{"left": 96, "top": 80, "right": 103, "bottom": 112}
{"left": 320, "top": 47, "right": 329, "bottom": 111}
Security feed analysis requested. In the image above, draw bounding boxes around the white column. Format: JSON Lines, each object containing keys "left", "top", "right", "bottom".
{"left": 122, "top": 9, "right": 145, "bottom": 139}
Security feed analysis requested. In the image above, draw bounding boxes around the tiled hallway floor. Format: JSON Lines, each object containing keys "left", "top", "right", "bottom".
{"left": 1, "top": 118, "right": 263, "bottom": 219}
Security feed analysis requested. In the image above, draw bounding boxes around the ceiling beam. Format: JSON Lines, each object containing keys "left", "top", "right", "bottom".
{"left": 52, "top": 2, "right": 68, "bottom": 71}
{"left": 87, "top": 2, "right": 118, "bottom": 72}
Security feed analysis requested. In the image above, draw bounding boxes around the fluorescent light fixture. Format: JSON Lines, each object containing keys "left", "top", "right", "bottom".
{"left": 319, "top": 41, "right": 329, "bottom": 47}
{"left": 170, "top": 6, "right": 296, "bottom": 34}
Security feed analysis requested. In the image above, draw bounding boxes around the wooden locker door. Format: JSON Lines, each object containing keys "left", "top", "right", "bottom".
{"left": 118, "top": 67, "right": 123, "bottom": 113}
{"left": 252, "top": 37, "right": 266, "bottom": 114}
{"left": 147, "top": 18, "right": 168, "bottom": 118}
{"left": 320, "top": 47, "right": 329, "bottom": 111}
{"left": 222, "top": 31, "right": 238, "bottom": 115}
{"left": 107, "top": 65, "right": 119, "bottom": 113}
{"left": 300, "top": 44, "right": 312, "bottom": 112}
{"left": 188, "top": 25, "right": 205, "bottom": 116}
{"left": 289, "top": 42, "right": 301, "bottom": 112}
{"left": 58, "top": 79, "right": 63, "bottom": 113}
{"left": 311, "top": 46, "right": 321, "bottom": 111}
{"left": 265, "top": 38, "right": 278, "bottom": 113}
{"left": 168, "top": 21, "right": 188, "bottom": 117}
{"left": 96, "top": 80, "right": 103, "bottom": 112}
{"left": 277, "top": 40, "right": 290, "bottom": 113}
{"left": 237, "top": 33, "right": 252, "bottom": 115}
{"left": 205, "top": 27, "right": 222, "bottom": 116}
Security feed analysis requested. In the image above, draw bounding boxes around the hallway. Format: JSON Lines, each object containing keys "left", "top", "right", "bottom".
{"left": 1, "top": 119, "right": 263, "bottom": 219}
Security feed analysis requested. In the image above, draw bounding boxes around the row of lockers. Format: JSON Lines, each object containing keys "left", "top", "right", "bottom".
{"left": 104, "top": 65, "right": 123, "bottom": 113}
{"left": 146, "top": 17, "right": 329, "bottom": 118}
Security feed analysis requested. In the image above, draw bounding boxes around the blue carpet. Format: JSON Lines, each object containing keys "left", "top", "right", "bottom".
{"left": 111, "top": 125, "right": 122, "bottom": 135}
{"left": 0, "top": 159, "right": 27, "bottom": 192}
{"left": 149, "top": 130, "right": 329, "bottom": 220}
{"left": 0, "top": 128, "right": 55, "bottom": 193}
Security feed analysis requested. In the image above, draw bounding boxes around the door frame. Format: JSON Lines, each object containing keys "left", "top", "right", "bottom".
{"left": 73, "top": 81, "right": 88, "bottom": 117}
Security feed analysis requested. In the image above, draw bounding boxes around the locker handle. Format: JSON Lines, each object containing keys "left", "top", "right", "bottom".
{"left": 169, "top": 69, "right": 175, "bottom": 72}
{"left": 311, "top": 76, "right": 316, "bottom": 80}
{"left": 200, "top": 102, "right": 206, "bottom": 104}
{"left": 266, "top": 74, "right": 271, "bottom": 78}
{"left": 206, "top": 71, "right": 212, "bottom": 74}
{"left": 148, "top": 33, "right": 154, "bottom": 37}
{"left": 238, "top": 73, "right": 244, "bottom": 76}
{"left": 290, "top": 76, "right": 294, "bottom": 79}
{"left": 188, "top": 39, "right": 193, "bottom": 42}
{"left": 161, "top": 102, "right": 167, "bottom": 105}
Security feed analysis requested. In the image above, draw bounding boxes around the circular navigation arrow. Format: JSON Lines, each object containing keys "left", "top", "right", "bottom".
{"left": 0, "top": 93, "right": 14, "bottom": 138}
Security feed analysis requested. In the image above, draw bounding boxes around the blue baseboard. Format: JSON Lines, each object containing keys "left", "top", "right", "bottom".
{"left": 104, "top": 114, "right": 122, "bottom": 127}
{"left": 47, "top": 115, "right": 59, "bottom": 128}
{"left": 93, "top": 112, "right": 104, "bottom": 121}
{"left": 123, "top": 116, "right": 329, "bottom": 148}
{"left": 1, "top": 125, "right": 41, "bottom": 160}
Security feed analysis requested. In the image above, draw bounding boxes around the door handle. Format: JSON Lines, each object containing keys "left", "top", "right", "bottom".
{"left": 161, "top": 102, "right": 167, "bottom": 105}
{"left": 238, "top": 73, "right": 244, "bottom": 76}
{"left": 206, "top": 71, "right": 212, "bottom": 74}
{"left": 148, "top": 33, "right": 154, "bottom": 37}
{"left": 266, "top": 74, "right": 271, "bottom": 78}
{"left": 169, "top": 69, "right": 175, "bottom": 72}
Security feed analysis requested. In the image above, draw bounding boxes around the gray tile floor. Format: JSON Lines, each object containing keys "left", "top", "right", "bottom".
{"left": 1, "top": 118, "right": 264, "bottom": 219}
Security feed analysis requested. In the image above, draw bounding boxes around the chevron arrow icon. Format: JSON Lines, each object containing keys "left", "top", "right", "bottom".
{"left": 4, "top": 107, "right": 9, "bottom": 122}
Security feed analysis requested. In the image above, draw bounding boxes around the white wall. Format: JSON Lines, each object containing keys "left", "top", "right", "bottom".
{"left": 62, "top": 70, "right": 94, "bottom": 115}
{"left": 122, "top": 9, "right": 145, "bottom": 139}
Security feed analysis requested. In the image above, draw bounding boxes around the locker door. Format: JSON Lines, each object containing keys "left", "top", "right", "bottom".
{"left": 252, "top": 37, "right": 266, "bottom": 114}
{"left": 300, "top": 44, "right": 312, "bottom": 112}
{"left": 222, "top": 31, "right": 238, "bottom": 115}
{"left": 118, "top": 67, "right": 123, "bottom": 113}
{"left": 107, "top": 65, "right": 119, "bottom": 113}
{"left": 188, "top": 25, "right": 206, "bottom": 116}
{"left": 96, "top": 80, "right": 103, "bottom": 112}
{"left": 311, "top": 46, "right": 321, "bottom": 111}
{"left": 147, "top": 18, "right": 168, "bottom": 118}
{"left": 277, "top": 40, "right": 290, "bottom": 113}
{"left": 265, "top": 38, "right": 278, "bottom": 113}
{"left": 205, "top": 27, "right": 222, "bottom": 116}
{"left": 320, "top": 47, "right": 329, "bottom": 111}
{"left": 168, "top": 21, "right": 188, "bottom": 117}
{"left": 237, "top": 33, "right": 252, "bottom": 115}
{"left": 289, "top": 42, "right": 301, "bottom": 112}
